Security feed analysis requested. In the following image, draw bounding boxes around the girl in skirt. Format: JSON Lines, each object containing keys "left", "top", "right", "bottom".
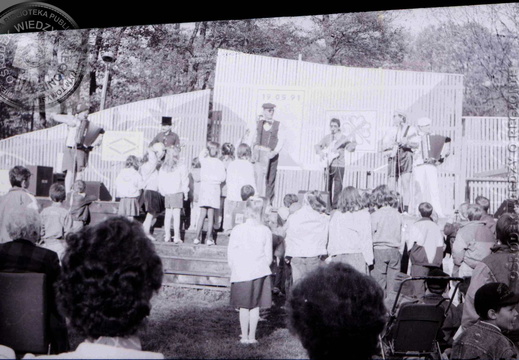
{"left": 227, "top": 196, "right": 272, "bottom": 344}
{"left": 158, "top": 146, "right": 189, "bottom": 243}
{"left": 115, "top": 155, "right": 143, "bottom": 220}
{"left": 194, "top": 141, "right": 226, "bottom": 245}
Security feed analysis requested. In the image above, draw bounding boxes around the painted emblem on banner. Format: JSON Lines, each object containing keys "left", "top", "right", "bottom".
{"left": 0, "top": 22, "right": 87, "bottom": 109}
{"left": 102, "top": 131, "right": 144, "bottom": 162}
{"left": 325, "top": 110, "right": 377, "bottom": 152}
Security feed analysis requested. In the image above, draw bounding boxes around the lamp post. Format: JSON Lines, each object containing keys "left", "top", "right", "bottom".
{"left": 100, "top": 51, "right": 115, "bottom": 111}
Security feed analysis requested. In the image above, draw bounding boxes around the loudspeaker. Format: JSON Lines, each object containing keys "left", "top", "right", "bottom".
{"left": 84, "top": 181, "right": 112, "bottom": 201}
{"left": 26, "top": 165, "right": 54, "bottom": 197}
{"left": 494, "top": 199, "right": 519, "bottom": 218}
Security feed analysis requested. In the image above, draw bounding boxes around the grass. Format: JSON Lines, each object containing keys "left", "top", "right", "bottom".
{"left": 69, "top": 285, "right": 308, "bottom": 359}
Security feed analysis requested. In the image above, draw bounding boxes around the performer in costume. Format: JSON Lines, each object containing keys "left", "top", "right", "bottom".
{"left": 149, "top": 116, "right": 180, "bottom": 149}
{"left": 315, "top": 118, "right": 356, "bottom": 209}
{"left": 381, "top": 109, "right": 420, "bottom": 213}
{"left": 411, "top": 116, "right": 451, "bottom": 218}
{"left": 250, "top": 103, "right": 285, "bottom": 206}
{"left": 51, "top": 103, "right": 104, "bottom": 192}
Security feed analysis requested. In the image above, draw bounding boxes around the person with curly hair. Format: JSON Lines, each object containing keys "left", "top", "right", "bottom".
{"left": 287, "top": 262, "right": 387, "bottom": 360}
{"left": 23, "top": 216, "right": 164, "bottom": 359}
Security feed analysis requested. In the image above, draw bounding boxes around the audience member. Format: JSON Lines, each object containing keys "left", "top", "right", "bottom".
{"left": 23, "top": 216, "right": 164, "bottom": 358}
{"left": 139, "top": 144, "right": 166, "bottom": 237}
{"left": 115, "top": 155, "right": 143, "bottom": 220}
{"left": 452, "top": 203, "right": 496, "bottom": 278}
{"left": 284, "top": 190, "right": 329, "bottom": 284}
{"left": 287, "top": 263, "right": 387, "bottom": 360}
{"left": 475, "top": 195, "right": 497, "bottom": 234}
{"left": 186, "top": 156, "right": 201, "bottom": 231}
{"left": 461, "top": 212, "right": 519, "bottom": 345}
{"left": 227, "top": 197, "right": 273, "bottom": 345}
{"left": 40, "top": 183, "right": 72, "bottom": 261}
{"left": 0, "top": 165, "right": 39, "bottom": 243}
{"left": 327, "top": 186, "right": 373, "bottom": 274}
{"left": 158, "top": 146, "right": 189, "bottom": 243}
{"left": 444, "top": 202, "right": 470, "bottom": 255}
{"left": 66, "top": 180, "right": 96, "bottom": 233}
{"left": 0, "top": 208, "right": 69, "bottom": 353}
{"left": 194, "top": 141, "right": 226, "bottom": 245}
{"left": 452, "top": 282, "right": 519, "bottom": 360}
{"left": 406, "top": 202, "right": 445, "bottom": 297}
{"left": 277, "top": 193, "right": 300, "bottom": 226}
{"left": 216, "top": 142, "right": 235, "bottom": 231}
{"left": 370, "top": 184, "right": 405, "bottom": 306}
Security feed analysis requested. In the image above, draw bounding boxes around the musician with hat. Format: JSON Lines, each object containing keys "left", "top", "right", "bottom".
{"left": 411, "top": 116, "right": 451, "bottom": 218}
{"left": 149, "top": 116, "right": 180, "bottom": 150}
{"left": 51, "top": 103, "right": 104, "bottom": 192}
{"left": 249, "top": 102, "right": 285, "bottom": 206}
{"left": 381, "top": 109, "right": 420, "bottom": 213}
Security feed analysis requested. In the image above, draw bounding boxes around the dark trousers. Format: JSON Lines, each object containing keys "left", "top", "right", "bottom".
{"left": 327, "top": 166, "right": 345, "bottom": 209}
{"left": 266, "top": 154, "right": 279, "bottom": 205}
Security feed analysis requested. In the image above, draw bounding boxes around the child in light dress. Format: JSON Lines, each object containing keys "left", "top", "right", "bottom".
{"left": 115, "top": 155, "right": 143, "bottom": 220}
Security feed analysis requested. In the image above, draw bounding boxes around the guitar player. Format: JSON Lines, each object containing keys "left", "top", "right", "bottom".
{"left": 315, "top": 118, "right": 356, "bottom": 209}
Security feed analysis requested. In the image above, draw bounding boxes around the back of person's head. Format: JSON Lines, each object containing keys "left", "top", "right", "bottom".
{"left": 57, "top": 216, "right": 163, "bottom": 339}
{"left": 458, "top": 202, "right": 470, "bottom": 221}
{"left": 475, "top": 195, "right": 491, "bottom": 213}
{"left": 287, "top": 263, "right": 387, "bottom": 360}
{"left": 221, "top": 142, "right": 235, "bottom": 158}
{"left": 386, "top": 190, "right": 400, "bottom": 209}
{"left": 496, "top": 212, "right": 519, "bottom": 248}
{"left": 236, "top": 143, "right": 252, "bottom": 160}
{"left": 283, "top": 193, "right": 299, "bottom": 208}
{"left": 49, "top": 183, "right": 67, "bottom": 203}
{"left": 418, "top": 202, "right": 434, "bottom": 218}
{"left": 474, "top": 282, "right": 519, "bottom": 320}
{"left": 359, "top": 190, "right": 372, "bottom": 210}
{"left": 425, "top": 268, "right": 449, "bottom": 294}
{"left": 72, "top": 180, "right": 86, "bottom": 193}
{"left": 9, "top": 165, "right": 31, "bottom": 188}
{"left": 5, "top": 207, "right": 41, "bottom": 243}
{"left": 370, "top": 184, "right": 389, "bottom": 209}
{"left": 303, "top": 190, "right": 327, "bottom": 213}
{"left": 467, "top": 203, "right": 484, "bottom": 221}
{"left": 125, "top": 155, "right": 140, "bottom": 170}
{"left": 161, "top": 146, "right": 181, "bottom": 172}
{"left": 191, "top": 156, "right": 201, "bottom": 169}
{"left": 338, "top": 186, "right": 362, "bottom": 213}
{"left": 244, "top": 196, "right": 264, "bottom": 222}
{"left": 207, "top": 141, "right": 220, "bottom": 158}
{"left": 240, "top": 184, "right": 255, "bottom": 201}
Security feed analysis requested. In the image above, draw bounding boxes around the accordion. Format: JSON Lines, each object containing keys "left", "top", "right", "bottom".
{"left": 75, "top": 120, "right": 104, "bottom": 148}
{"left": 422, "top": 134, "right": 447, "bottom": 163}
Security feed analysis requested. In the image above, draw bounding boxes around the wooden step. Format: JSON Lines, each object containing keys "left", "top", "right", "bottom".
{"left": 152, "top": 242, "right": 228, "bottom": 260}
{"left": 160, "top": 255, "right": 230, "bottom": 275}
{"left": 162, "top": 271, "right": 230, "bottom": 288}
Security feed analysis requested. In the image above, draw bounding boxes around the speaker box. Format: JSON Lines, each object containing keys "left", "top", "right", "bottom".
{"left": 84, "top": 181, "right": 112, "bottom": 201}
{"left": 26, "top": 165, "right": 54, "bottom": 197}
{"left": 494, "top": 199, "right": 519, "bottom": 218}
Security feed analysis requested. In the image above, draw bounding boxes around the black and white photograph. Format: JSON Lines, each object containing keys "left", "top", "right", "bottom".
{"left": 0, "top": 0, "right": 518, "bottom": 359}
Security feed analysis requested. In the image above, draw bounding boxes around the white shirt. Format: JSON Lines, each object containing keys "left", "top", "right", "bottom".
{"left": 225, "top": 159, "right": 256, "bottom": 201}
{"left": 284, "top": 205, "right": 329, "bottom": 258}
{"left": 157, "top": 164, "right": 189, "bottom": 198}
{"left": 115, "top": 168, "right": 143, "bottom": 198}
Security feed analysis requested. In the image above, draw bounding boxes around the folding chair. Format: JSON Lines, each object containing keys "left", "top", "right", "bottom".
{"left": 381, "top": 275, "right": 463, "bottom": 359}
{"left": 0, "top": 272, "right": 51, "bottom": 355}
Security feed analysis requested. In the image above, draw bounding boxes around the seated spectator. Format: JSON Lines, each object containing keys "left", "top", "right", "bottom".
{"left": 452, "top": 282, "right": 519, "bottom": 360}
{"left": 287, "top": 262, "right": 387, "bottom": 360}
{"left": 23, "top": 216, "right": 164, "bottom": 359}
{"left": 406, "top": 202, "right": 445, "bottom": 297}
{"left": 0, "top": 165, "right": 39, "bottom": 243}
{"left": 452, "top": 203, "right": 496, "bottom": 278}
{"left": 40, "top": 183, "right": 72, "bottom": 262}
{"left": 475, "top": 195, "right": 497, "bottom": 235}
{"left": 0, "top": 207, "right": 69, "bottom": 353}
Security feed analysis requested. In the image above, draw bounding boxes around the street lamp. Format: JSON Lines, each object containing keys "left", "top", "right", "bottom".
{"left": 100, "top": 51, "right": 115, "bottom": 111}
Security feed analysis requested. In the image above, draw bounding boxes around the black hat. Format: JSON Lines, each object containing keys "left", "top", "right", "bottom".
{"left": 262, "top": 103, "right": 276, "bottom": 110}
{"left": 475, "top": 282, "right": 519, "bottom": 317}
{"left": 162, "top": 116, "right": 172, "bottom": 126}
{"left": 425, "top": 268, "right": 449, "bottom": 291}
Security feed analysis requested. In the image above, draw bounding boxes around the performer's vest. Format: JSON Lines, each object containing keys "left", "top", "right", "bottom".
{"left": 482, "top": 247, "right": 519, "bottom": 340}
{"left": 256, "top": 120, "right": 279, "bottom": 150}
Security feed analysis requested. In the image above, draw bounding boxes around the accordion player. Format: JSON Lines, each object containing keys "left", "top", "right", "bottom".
{"left": 75, "top": 119, "right": 105, "bottom": 150}
{"left": 420, "top": 134, "right": 451, "bottom": 165}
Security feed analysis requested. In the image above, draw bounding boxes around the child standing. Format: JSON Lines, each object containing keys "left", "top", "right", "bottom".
{"left": 40, "top": 183, "right": 72, "bottom": 261}
{"left": 227, "top": 196, "right": 273, "bottom": 344}
{"left": 216, "top": 143, "right": 235, "bottom": 232}
{"left": 115, "top": 155, "right": 143, "bottom": 220}
{"left": 158, "top": 146, "right": 189, "bottom": 243}
{"left": 194, "top": 141, "right": 226, "bottom": 245}
{"left": 452, "top": 282, "right": 519, "bottom": 359}
{"left": 67, "top": 180, "right": 97, "bottom": 233}
{"left": 186, "top": 157, "right": 201, "bottom": 232}
{"left": 223, "top": 143, "right": 256, "bottom": 234}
